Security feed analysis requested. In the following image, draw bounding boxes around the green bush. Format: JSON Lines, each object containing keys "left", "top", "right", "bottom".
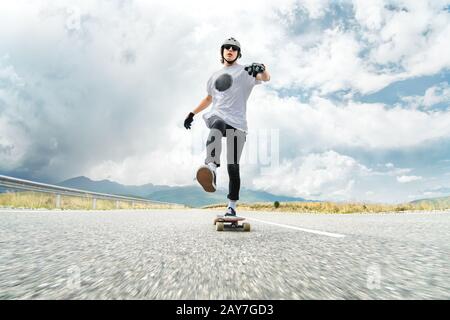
{"left": 274, "top": 201, "right": 280, "bottom": 208}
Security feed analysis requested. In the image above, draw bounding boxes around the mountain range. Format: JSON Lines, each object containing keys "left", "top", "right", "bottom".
{"left": 409, "top": 195, "right": 450, "bottom": 209}
{"left": 2, "top": 175, "right": 449, "bottom": 208}
{"left": 57, "top": 176, "right": 308, "bottom": 207}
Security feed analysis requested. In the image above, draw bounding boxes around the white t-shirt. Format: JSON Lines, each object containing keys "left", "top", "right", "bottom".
{"left": 202, "top": 63, "right": 261, "bottom": 132}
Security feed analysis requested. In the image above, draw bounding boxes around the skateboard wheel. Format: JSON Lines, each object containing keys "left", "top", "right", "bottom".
{"left": 243, "top": 223, "right": 250, "bottom": 232}
{"left": 216, "top": 222, "right": 224, "bottom": 231}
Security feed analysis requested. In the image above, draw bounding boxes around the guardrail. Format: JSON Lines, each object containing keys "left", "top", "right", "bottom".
{"left": 0, "top": 174, "right": 179, "bottom": 209}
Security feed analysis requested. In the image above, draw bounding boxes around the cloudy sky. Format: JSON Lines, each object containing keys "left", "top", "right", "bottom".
{"left": 1, "top": 0, "right": 450, "bottom": 203}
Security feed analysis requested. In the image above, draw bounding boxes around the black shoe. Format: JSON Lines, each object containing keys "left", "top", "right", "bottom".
{"left": 224, "top": 207, "right": 236, "bottom": 217}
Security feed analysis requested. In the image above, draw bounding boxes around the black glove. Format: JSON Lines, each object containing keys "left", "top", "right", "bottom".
{"left": 244, "top": 63, "right": 265, "bottom": 78}
{"left": 184, "top": 112, "right": 195, "bottom": 129}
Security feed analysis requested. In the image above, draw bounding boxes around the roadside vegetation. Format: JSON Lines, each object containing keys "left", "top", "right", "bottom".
{"left": 2, "top": 191, "right": 448, "bottom": 213}
{"left": 203, "top": 200, "right": 450, "bottom": 214}
{"left": 0, "top": 191, "right": 185, "bottom": 210}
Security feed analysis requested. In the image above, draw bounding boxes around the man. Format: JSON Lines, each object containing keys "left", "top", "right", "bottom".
{"left": 184, "top": 37, "right": 270, "bottom": 216}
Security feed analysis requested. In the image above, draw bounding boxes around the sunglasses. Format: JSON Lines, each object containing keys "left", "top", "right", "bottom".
{"left": 223, "top": 45, "right": 239, "bottom": 52}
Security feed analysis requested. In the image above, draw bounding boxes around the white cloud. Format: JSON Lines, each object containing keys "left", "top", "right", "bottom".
{"left": 249, "top": 89, "right": 450, "bottom": 151}
{"left": 272, "top": 27, "right": 401, "bottom": 95}
{"left": 388, "top": 168, "right": 412, "bottom": 176}
{"left": 353, "top": 0, "right": 450, "bottom": 72}
{"left": 0, "top": 55, "right": 24, "bottom": 87}
{"left": 300, "top": 0, "right": 332, "bottom": 19}
{"left": 397, "top": 175, "right": 422, "bottom": 183}
{"left": 87, "top": 139, "right": 204, "bottom": 186}
{"left": 353, "top": 0, "right": 385, "bottom": 31}
{"left": 272, "top": 0, "right": 450, "bottom": 95}
{"left": 210, "top": 1, "right": 450, "bottom": 99}
{"left": 252, "top": 150, "right": 371, "bottom": 200}
{"left": 0, "top": 0, "right": 300, "bottom": 178}
{"left": 425, "top": 83, "right": 450, "bottom": 106}
{"left": 401, "top": 82, "right": 450, "bottom": 109}
{"left": 373, "top": 163, "right": 412, "bottom": 177}
{"left": 0, "top": 56, "right": 30, "bottom": 170}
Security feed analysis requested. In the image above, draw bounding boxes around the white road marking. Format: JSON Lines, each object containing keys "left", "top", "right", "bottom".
{"left": 244, "top": 217, "right": 346, "bottom": 238}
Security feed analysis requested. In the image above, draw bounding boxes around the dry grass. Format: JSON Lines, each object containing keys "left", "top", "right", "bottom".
{"left": 2, "top": 191, "right": 447, "bottom": 213}
{"left": 203, "top": 201, "right": 450, "bottom": 214}
{"left": 0, "top": 191, "right": 186, "bottom": 210}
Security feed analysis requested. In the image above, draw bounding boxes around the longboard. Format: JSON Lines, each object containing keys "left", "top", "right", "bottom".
{"left": 214, "top": 215, "right": 250, "bottom": 232}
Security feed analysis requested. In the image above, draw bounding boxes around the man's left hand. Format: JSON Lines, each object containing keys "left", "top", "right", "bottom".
{"left": 245, "top": 63, "right": 265, "bottom": 78}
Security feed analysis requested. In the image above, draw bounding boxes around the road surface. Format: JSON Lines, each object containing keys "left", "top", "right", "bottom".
{"left": 0, "top": 209, "right": 449, "bottom": 299}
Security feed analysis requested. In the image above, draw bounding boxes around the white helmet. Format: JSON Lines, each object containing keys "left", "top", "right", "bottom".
{"left": 221, "top": 37, "right": 242, "bottom": 62}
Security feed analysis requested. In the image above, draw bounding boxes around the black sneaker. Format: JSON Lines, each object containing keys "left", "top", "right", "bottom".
{"left": 224, "top": 206, "right": 237, "bottom": 217}
{"left": 196, "top": 165, "right": 216, "bottom": 192}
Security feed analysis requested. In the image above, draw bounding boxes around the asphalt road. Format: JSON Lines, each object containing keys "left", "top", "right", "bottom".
{"left": 0, "top": 208, "right": 449, "bottom": 299}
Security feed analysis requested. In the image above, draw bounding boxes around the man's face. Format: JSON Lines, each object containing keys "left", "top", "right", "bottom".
{"left": 223, "top": 45, "right": 239, "bottom": 62}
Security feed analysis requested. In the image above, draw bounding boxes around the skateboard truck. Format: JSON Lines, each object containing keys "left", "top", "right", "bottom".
{"left": 213, "top": 215, "right": 251, "bottom": 232}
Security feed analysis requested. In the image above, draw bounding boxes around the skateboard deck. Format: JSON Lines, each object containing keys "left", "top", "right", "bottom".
{"left": 214, "top": 215, "right": 250, "bottom": 232}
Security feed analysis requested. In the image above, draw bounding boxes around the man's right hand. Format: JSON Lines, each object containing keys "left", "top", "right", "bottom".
{"left": 184, "top": 112, "right": 195, "bottom": 129}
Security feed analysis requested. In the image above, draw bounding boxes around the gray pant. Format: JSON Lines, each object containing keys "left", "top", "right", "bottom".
{"left": 205, "top": 116, "right": 246, "bottom": 200}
